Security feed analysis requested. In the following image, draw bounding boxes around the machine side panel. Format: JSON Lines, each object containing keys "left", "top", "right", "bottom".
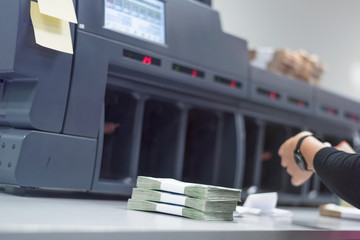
{"left": 17, "top": 1, "right": 75, "bottom": 132}
{"left": 12, "top": 131, "right": 97, "bottom": 190}
{"left": 0, "top": 1, "right": 18, "bottom": 73}
{"left": 63, "top": 32, "right": 109, "bottom": 137}
{"left": 0, "top": 1, "right": 75, "bottom": 132}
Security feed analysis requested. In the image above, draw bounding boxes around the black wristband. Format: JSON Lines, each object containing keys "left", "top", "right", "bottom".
{"left": 294, "top": 135, "right": 314, "bottom": 171}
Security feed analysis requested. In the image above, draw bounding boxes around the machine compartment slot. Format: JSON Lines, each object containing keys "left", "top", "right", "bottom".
{"left": 243, "top": 117, "right": 261, "bottom": 190}
{"left": 138, "top": 99, "right": 180, "bottom": 178}
{"left": 214, "top": 112, "right": 238, "bottom": 187}
{"left": 182, "top": 108, "right": 219, "bottom": 184}
{"left": 100, "top": 89, "right": 138, "bottom": 181}
{"left": 260, "top": 124, "right": 301, "bottom": 192}
{"left": 260, "top": 124, "right": 287, "bottom": 192}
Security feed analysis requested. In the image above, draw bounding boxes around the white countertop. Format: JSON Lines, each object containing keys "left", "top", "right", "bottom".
{"left": 0, "top": 191, "right": 359, "bottom": 240}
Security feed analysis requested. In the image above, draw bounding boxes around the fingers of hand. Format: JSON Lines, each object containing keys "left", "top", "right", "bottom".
{"left": 281, "top": 157, "right": 288, "bottom": 167}
{"left": 278, "top": 141, "right": 285, "bottom": 156}
{"left": 291, "top": 172, "right": 313, "bottom": 187}
{"left": 279, "top": 142, "right": 295, "bottom": 168}
{"left": 290, "top": 169, "right": 313, "bottom": 186}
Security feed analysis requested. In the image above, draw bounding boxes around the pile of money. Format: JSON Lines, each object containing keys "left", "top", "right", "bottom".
{"left": 127, "top": 176, "right": 242, "bottom": 221}
{"left": 267, "top": 49, "right": 325, "bottom": 86}
{"left": 250, "top": 48, "right": 325, "bottom": 86}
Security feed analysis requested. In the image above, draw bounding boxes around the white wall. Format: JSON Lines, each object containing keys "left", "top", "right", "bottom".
{"left": 213, "top": 0, "right": 360, "bottom": 101}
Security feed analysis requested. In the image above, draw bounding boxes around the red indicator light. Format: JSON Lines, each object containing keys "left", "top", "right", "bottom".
{"left": 230, "top": 81, "right": 236, "bottom": 88}
{"left": 298, "top": 100, "right": 304, "bottom": 107}
{"left": 142, "top": 56, "right": 152, "bottom": 65}
{"left": 328, "top": 108, "right": 335, "bottom": 115}
{"left": 191, "top": 70, "right": 197, "bottom": 77}
{"left": 351, "top": 114, "right": 358, "bottom": 122}
{"left": 269, "top": 92, "right": 277, "bottom": 100}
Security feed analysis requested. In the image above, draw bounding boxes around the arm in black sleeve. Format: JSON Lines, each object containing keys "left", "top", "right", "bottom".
{"left": 314, "top": 147, "right": 360, "bottom": 209}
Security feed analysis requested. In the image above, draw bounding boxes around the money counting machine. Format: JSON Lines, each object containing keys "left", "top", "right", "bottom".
{"left": 0, "top": 0, "right": 359, "bottom": 205}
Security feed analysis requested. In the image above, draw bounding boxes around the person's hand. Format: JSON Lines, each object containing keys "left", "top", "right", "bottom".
{"left": 278, "top": 131, "right": 316, "bottom": 186}
{"left": 335, "top": 141, "right": 356, "bottom": 153}
{"left": 104, "top": 122, "right": 120, "bottom": 134}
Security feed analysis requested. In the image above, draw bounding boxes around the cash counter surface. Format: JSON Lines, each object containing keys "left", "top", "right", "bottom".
{"left": 0, "top": 191, "right": 359, "bottom": 240}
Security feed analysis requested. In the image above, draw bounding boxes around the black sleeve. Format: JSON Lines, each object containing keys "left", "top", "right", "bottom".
{"left": 314, "top": 147, "right": 360, "bottom": 209}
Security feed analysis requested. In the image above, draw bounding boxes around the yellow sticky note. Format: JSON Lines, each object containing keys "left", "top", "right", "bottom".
{"left": 37, "top": 0, "right": 78, "bottom": 24}
{"left": 30, "top": 1, "right": 73, "bottom": 54}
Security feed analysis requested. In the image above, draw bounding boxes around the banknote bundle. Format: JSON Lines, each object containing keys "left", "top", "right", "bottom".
{"left": 127, "top": 176, "right": 241, "bottom": 221}
{"left": 250, "top": 48, "right": 325, "bottom": 86}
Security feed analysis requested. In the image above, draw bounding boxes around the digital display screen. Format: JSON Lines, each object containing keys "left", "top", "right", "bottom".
{"left": 321, "top": 106, "right": 338, "bottom": 116}
{"left": 104, "top": 0, "right": 165, "bottom": 45}
{"left": 257, "top": 88, "right": 280, "bottom": 100}
{"left": 344, "top": 112, "right": 359, "bottom": 122}
{"left": 288, "top": 96, "right": 308, "bottom": 108}
{"left": 214, "top": 76, "right": 242, "bottom": 89}
{"left": 173, "top": 64, "right": 205, "bottom": 78}
{"left": 123, "top": 49, "right": 161, "bottom": 66}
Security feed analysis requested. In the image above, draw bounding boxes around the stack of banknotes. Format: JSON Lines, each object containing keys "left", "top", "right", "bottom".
{"left": 127, "top": 176, "right": 242, "bottom": 221}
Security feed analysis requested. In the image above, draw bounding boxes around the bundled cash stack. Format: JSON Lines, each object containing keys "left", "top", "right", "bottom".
{"left": 250, "top": 48, "right": 325, "bottom": 86}
{"left": 267, "top": 49, "right": 325, "bottom": 86}
{"left": 127, "top": 176, "right": 242, "bottom": 221}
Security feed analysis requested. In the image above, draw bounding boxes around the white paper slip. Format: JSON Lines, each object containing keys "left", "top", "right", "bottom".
{"left": 30, "top": 1, "right": 73, "bottom": 54}
{"left": 160, "top": 192, "right": 187, "bottom": 206}
{"left": 236, "top": 206, "right": 292, "bottom": 218}
{"left": 243, "top": 192, "right": 278, "bottom": 211}
{"left": 160, "top": 178, "right": 191, "bottom": 194}
{"left": 156, "top": 202, "right": 183, "bottom": 216}
{"left": 235, "top": 206, "right": 261, "bottom": 215}
{"left": 236, "top": 192, "right": 292, "bottom": 218}
{"left": 37, "top": 0, "right": 78, "bottom": 23}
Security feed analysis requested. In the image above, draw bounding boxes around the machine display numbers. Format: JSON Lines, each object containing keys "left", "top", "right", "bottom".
{"left": 344, "top": 112, "right": 359, "bottom": 122}
{"left": 288, "top": 96, "right": 308, "bottom": 108}
{"left": 123, "top": 49, "right": 161, "bottom": 66}
{"left": 257, "top": 88, "right": 280, "bottom": 100}
{"left": 172, "top": 64, "right": 205, "bottom": 78}
{"left": 321, "top": 106, "right": 338, "bottom": 116}
{"left": 214, "top": 76, "right": 242, "bottom": 89}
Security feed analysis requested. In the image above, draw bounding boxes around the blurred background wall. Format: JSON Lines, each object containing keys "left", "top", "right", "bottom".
{"left": 212, "top": 0, "right": 360, "bottom": 101}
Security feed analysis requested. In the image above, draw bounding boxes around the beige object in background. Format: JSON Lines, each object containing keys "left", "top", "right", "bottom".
{"left": 268, "top": 49, "right": 325, "bottom": 85}
{"left": 251, "top": 48, "right": 325, "bottom": 86}
{"left": 320, "top": 204, "right": 360, "bottom": 220}
{"left": 37, "top": 0, "right": 78, "bottom": 23}
{"left": 267, "top": 49, "right": 294, "bottom": 76}
{"left": 30, "top": 1, "right": 73, "bottom": 54}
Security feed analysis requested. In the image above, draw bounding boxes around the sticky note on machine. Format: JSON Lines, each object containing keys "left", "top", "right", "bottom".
{"left": 37, "top": 0, "right": 78, "bottom": 23}
{"left": 30, "top": 1, "right": 73, "bottom": 54}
